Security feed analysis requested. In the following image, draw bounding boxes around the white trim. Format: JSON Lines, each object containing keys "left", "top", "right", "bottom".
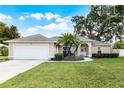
{"left": 14, "top": 43, "right": 49, "bottom": 46}
{"left": 8, "top": 56, "right": 13, "bottom": 59}
{"left": 4, "top": 41, "right": 57, "bottom": 43}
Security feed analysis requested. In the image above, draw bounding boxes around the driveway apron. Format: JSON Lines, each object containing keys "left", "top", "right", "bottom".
{"left": 0, "top": 60, "right": 45, "bottom": 84}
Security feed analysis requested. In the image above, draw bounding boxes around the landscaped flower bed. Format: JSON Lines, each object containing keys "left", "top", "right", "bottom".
{"left": 63, "top": 55, "right": 84, "bottom": 61}
{"left": 51, "top": 53, "right": 84, "bottom": 61}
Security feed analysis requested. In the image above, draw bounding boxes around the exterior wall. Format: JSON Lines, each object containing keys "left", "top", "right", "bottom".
{"left": 118, "top": 49, "right": 124, "bottom": 56}
{"left": 112, "top": 49, "right": 124, "bottom": 56}
{"left": 8, "top": 43, "right": 13, "bottom": 59}
{"left": 53, "top": 45, "right": 63, "bottom": 54}
{"left": 87, "top": 42, "right": 92, "bottom": 57}
{"left": 92, "top": 46, "right": 111, "bottom": 54}
{"left": 8, "top": 42, "right": 57, "bottom": 59}
{"left": 49, "top": 43, "right": 56, "bottom": 58}
{"left": 8, "top": 41, "right": 112, "bottom": 59}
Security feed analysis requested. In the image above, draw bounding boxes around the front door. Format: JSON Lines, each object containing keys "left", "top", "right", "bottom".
{"left": 80, "top": 44, "right": 88, "bottom": 57}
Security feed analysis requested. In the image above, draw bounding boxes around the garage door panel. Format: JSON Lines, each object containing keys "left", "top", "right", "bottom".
{"left": 13, "top": 44, "right": 49, "bottom": 59}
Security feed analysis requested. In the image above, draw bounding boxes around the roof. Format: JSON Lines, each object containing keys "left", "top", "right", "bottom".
{"left": 78, "top": 36, "right": 111, "bottom": 46}
{"left": 5, "top": 34, "right": 111, "bottom": 46}
{"left": 5, "top": 34, "right": 57, "bottom": 43}
{"left": 49, "top": 36, "right": 60, "bottom": 41}
{"left": 78, "top": 36, "right": 94, "bottom": 42}
{"left": 92, "top": 40, "right": 111, "bottom": 46}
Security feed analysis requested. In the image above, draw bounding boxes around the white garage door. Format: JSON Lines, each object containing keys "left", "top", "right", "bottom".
{"left": 13, "top": 44, "right": 49, "bottom": 59}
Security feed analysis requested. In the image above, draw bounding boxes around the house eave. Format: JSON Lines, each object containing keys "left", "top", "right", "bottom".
{"left": 92, "top": 44, "right": 111, "bottom": 46}
{"left": 4, "top": 41, "right": 57, "bottom": 43}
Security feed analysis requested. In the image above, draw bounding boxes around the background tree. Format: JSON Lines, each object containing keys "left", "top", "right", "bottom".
{"left": 71, "top": 5, "right": 124, "bottom": 42}
{"left": 0, "top": 22, "right": 20, "bottom": 44}
{"left": 9, "top": 25, "right": 20, "bottom": 39}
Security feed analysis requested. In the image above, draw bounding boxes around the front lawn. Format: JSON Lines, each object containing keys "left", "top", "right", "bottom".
{"left": 0, "top": 56, "right": 8, "bottom": 62}
{"left": 0, "top": 57, "right": 124, "bottom": 88}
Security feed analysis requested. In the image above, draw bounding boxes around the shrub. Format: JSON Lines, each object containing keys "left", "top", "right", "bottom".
{"left": 92, "top": 53, "right": 119, "bottom": 58}
{"left": 0, "top": 46, "right": 8, "bottom": 56}
{"left": 0, "top": 47, "right": 2, "bottom": 56}
{"left": 113, "top": 41, "right": 124, "bottom": 49}
{"left": 55, "top": 53, "right": 63, "bottom": 61}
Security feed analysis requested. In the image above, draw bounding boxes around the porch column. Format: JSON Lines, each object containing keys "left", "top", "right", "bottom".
{"left": 87, "top": 43, "right": 92, "bottom": 57}
{"left": 77, "top": 44, "right": 81, "bottom": 56}
{"left": 56, "top": 46, "right": 59, "bottom": 53}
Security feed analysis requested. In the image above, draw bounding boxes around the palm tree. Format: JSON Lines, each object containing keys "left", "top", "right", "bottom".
{"left": 73, "top": 37, "right": 83, "bottom": 55}
{"left": 58, "top": 33, "right": 83, "bottom": 56}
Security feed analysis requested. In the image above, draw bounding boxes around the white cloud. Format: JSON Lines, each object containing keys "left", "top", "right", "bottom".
{"left": 56, "top": 16, "right": 71, "bottom": 23}
{"left": 45, "top": 12, "right": 60, "bottom": 20}
{"left": 18, "top": 13, "right": 43, "bottom": 21}
{"left": 18, "top": 12, "right": 61, "bottom": 21}
{"left": 19, "top": 16, "right": 24, "bottom": 20}
{"left": 34, "top": 21, "right": 73, "bottom": 33}
{"left": 20, "top": 13, "right": 73, "bottom": 37}
{"left": 0, "top": 13, "right": 12, "bottom": 22}
{"left": 35, "top": 23, "right": 56, "bottom": 30}
{"left": 30, "top": 13, "right": 43, "bottom": 20}
{"left": 25, "top": 17, "right": 74, "bottom": 37}
{"left": 24, "top": 12, "right": 29, "bottom": 14}
{"left": 26, "top": 27, "right": 39, "bottom": 32}
{"left": 56, "top": 18, "right": 64, "bottom": 22}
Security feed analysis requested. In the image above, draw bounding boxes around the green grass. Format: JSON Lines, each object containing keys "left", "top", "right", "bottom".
{"left": 0, "top": 56, "right": 8, "bottom": 62}
{"left": 0, "top": 57, "right": 124, "bottom": 88}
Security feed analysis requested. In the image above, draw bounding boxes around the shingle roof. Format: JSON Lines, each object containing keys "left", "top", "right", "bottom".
{"left": 78, "top": 36, "right": 111, "bottom": 46}
{"left": 92, "top": 40, "right": 111, "bottom": 46}
{"left": 4, "top": 34, "right": 111, "bottom": 46}
{"left": 78, "top": 36, "right": 94, "bottom": 42}
{"left": 49, "top": 36, "right": 60, "bottom": 41}
{"left": 5, "top": 34, "right": 57, "bottom": 43}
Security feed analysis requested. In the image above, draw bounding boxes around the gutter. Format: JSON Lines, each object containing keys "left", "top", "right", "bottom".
{"left": 4, "top": 41, "right": 57, "bottom": 43}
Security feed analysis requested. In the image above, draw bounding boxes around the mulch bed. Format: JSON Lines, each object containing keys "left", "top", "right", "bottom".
{"left": 63, "top": 55, "right": 84, "bottom": 61}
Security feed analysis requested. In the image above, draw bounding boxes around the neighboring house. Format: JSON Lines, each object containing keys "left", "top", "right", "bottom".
{"left": 5, "top": 34, "right": 115, "bottom": 60}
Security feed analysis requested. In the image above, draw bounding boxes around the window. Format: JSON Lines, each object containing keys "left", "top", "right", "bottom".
{"left": 97, "top": 47, "right": 102, "bottom": 53}
{"left": 63, "top": 47, "right": 70, "bottom": 55}
{"left": 81, "top": 48, "right": 84, "bottom": 52}
{"left": 98, "top": 47, "right": 101, "bottom": 51}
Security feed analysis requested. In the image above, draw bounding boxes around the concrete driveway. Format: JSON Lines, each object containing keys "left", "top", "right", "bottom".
{"left": 0, "top": 60, "right": 45, "bottom": 84}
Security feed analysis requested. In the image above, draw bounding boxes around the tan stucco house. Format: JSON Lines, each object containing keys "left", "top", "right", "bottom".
{"left": 5, "top": 34, "right": 113, "bottom": 60}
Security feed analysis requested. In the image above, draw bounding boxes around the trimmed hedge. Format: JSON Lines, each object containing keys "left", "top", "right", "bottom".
{"left": 0, "top": 46, "right": 8, "bottom": 56}
{"left": 54, "top": 53, "right": 63, "bottom": 61}
{"left": 92, "top": 53, "right": 119, "bottom": 58}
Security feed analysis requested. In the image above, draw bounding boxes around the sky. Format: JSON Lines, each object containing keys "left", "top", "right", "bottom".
{"left": 0, "top": 5, "right": 91, "bottom": 37}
